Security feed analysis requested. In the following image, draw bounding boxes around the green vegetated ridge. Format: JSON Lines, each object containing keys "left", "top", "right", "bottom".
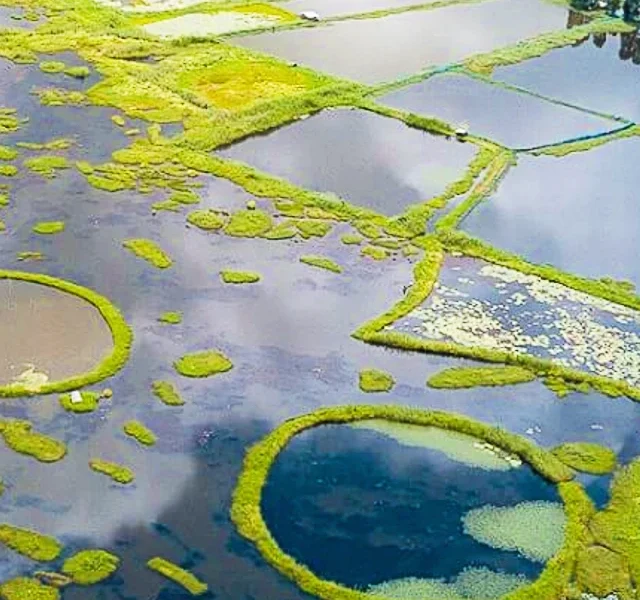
{"left": 428, "top": 366, "right": 536, "bottom": 389}
{"left": 230, "top": 404, "right": 608, "bottom": 600}
{"left": 0, "top": 270, "right": 131, "bottom": 397}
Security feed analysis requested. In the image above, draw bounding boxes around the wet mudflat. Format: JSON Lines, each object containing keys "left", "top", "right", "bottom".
{"left": 233, "top": 0, "right": 569, "bottom": 84}
{"left": 220, "top": 108, "right": 477, "bottom": 215}
{"left": 493, "top": 23, "right": 640, "bottom": 121}
{"left": 462, "top": 137, "right": 640, "bottom": 289}
{"left": 380, "top": 72, "right": 621, "bottom": 148}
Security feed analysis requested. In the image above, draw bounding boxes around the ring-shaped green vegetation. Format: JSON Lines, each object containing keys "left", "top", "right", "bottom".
{"left": 0, "top": 270, "right": 132, "bottom": 397}
{"left": 231, "top": 405, "right": 594, "bottom": 600}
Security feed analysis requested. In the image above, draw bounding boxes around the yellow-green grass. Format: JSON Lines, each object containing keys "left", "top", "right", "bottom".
{"left": 152, "top": 380, "right": 185, "bottom": 406}
{"left": 147, "top": 557, "right": 208, "bottom": 595}
{"left": 123, "top": 420, "right": 156, "bottom": 446}
{"left": 174, "top": 350, "right": 233, "bottom": 378}
{"left": 122, "top": 238, "right": 173, "bottom": 269}
{"left": 89, "top": 459, "right": 134, "bottom": 484}
{"left": 358, "top": 368, "right": 394, "bottom": 393}
{"left": 61, "top": 550, "right": 120, "bottom": 584}
{"left": 0, "top": 524, "right": 62, "bottom": 561}
{"left": 427, "top": 366, "right": 536, "bottom": 389}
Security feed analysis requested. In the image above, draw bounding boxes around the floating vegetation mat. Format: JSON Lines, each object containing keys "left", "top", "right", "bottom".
{"left": 388, "top": 255, "right": 640, "bottom": 387}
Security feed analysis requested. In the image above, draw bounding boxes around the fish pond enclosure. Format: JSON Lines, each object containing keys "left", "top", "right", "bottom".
{"left": 0, "top": 0, "right": 639, "bottom": 598}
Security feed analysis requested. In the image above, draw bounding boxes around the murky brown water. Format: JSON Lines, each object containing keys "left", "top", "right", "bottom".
{"left": 0, "top": 280, "right": 114, "bottom": 385}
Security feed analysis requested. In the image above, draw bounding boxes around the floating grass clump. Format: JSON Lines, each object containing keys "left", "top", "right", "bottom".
{"left": 0, "top": 110, "right": 20, "bottom": 135}
{"left": 220, "top": 270, "right": 260, "bottom": 284}
{"left": 551, "top": 442, "right": 617, "bottom": 475}
{"left": 174, "top": 350, "right": 233, "bottom": 378}
{"left": 0, "top": 524, "right": 62, "bottom": 561}
{"left": 300, "top": 255, "right": 342, "bottom": 273}
{"left": 17, "top": 251, "right": 44, "bottom": 261}
{"left": 462, "top": 501, "right": 566, "bottom": 563}
{"left": 0, "top": 269, "right": 131, "bottom": 397}
{"left": 123, "top": 420, "right": 156, "bottom": 446}
{"left": 24, "top": 156, "right": 69, "bottom": 179}
{"left": 0, "top": 146, "right": 18, "bottom": 161}
{"left": 89, "top": 459, "right": 134, "bottom": 484}
{"left": 351, "top": 420, "right": 521, "bottom": 471}
{"left": 224, "top": 209, "right": 272, "bottom": 237}
{"left": 64, "top": 66, "right": 90, "bottom": 79}
{"left": 428, "top": 366, "right": 536, "bottom": 389}
{"left": 358, "top": 368, "right": 394, "bottom": 393}
{"left": 296, "top": 219, "right": 332, "bottom": 238}
{"left": 361, "top": 245, "right": 388, "bottom": 260}
{"left": 0, "top": 420, "right": 66, "bottom": 462}
{"left": 0, "top": 165, "right": 18, "bottom": 177}
{"left": 158, "top": 311, "right": 182, "bottom": 324}
{"left": 341, "top": 233, "right": 363, "bottom": 245}
{"left": 0, "top": 577, "right": 59, "bottom": 600}
{"left": 39, "top": 61, "right": 65, "bottom": 74}
{"left": 32, "top": 221, "right": 65, "bottom": 235}
{"left": 59, "top": 391, "right": 100, "bottom": 413}
{"left": 123, "top": 238, "right": 173, "bottom": 269}
{"left": 147, "top": 557, "right": 208, "bottom": 596}
{"left": 152, "top": 380, "right": 185, "bottom": 406}
{"left": 187, "top": 209, "right": 226, "bottom": 230}
{"left": 61, "top": 550, "right": 120, "bottom": 585}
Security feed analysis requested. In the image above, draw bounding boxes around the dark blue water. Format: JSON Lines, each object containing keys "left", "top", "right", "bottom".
{"left": 262, "top": 425, "right": 560, "bottom": 589}
{"left": 494, "top": 22, "right": 640, "bottom": 121}
{"left": 380, "top": 72, "right": 619, "bottom": 149}
{"left": 462, "top": 139, "right": 640, "bottom": 289}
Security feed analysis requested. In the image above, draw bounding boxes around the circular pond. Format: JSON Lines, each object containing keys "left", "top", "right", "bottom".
{"left": 0, "top": 271, "right": 131, "bottom": 396}
{"left": 232, "top": 406, "right": 583, "bottom": 600}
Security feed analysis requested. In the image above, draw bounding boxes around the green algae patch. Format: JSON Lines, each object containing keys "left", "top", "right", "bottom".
{"left": 300, "top": 255, "right": 342, "bottom": 273}
{"left": 17, "top": 251, "right": 44, "bottom": 262}
{"left": 575, "top": 545, "right": 632, "bottom": 598}
{"left": 296, "top": 219, "right": 332, "bottom": 239}
{"left": 231, "top": 405, "right": 581, "bottom": 600}
{"left": 0, "top": 270, "right": 131, "bottom": 398}
{"left": 224, "top": 209, "right": 272, "bottom": 237}
{"left": 123, "top": 238, "right": 172, "bottom": 269}
{"left": 361, "top": 245, "right": 388, "bottom": 260}
{"left": 0, "top": 110, "right": 20, "bottom": 135}
{"left": 359, "top": 368, "right": 394, "bottom": 393}
{"left": 341, "top": 233, "right": 363, "bottom": 245}
{"left": 18, "top": 140, "right": 74, "bottom": 152}
{"left": 0, "top": 420, "right": 66, "bottom": 462}
{"left": 59, "top": 391, "right": 100, "bottom": 413}
{"left": 158, "top": 311, "right": 182, "bottom": 324}
{"left": 61, "top": 550, "right": 119, "bottom": 585}
{"left": 0, "top": 524, "right": 62, "bottom": 561}
{"left": 0, "top": 165, "right": 18, "bottom": 177}
{"left": 24, "top": 156, "right": 69, "bottom": 179}
{"left": 462, "top": 501, "right": 566, "bottom": 563}
{"left": 64, "top": 66, "right": 90, "bottom": 79}
{"left": 220, "top": 270, "right": 260, "bottom": 284}
{"left": 147, "top": 557, "right": 207, "bottom": 595}
{"left": 551, "top": 442, "right": 617, "bottom": 475}
{"left": 36, "top": 89, "right": 88, "bottom": 107}
{"left": 89, "top": 459, "right": 134, "bottom": 484}
{"left": 174, "top": 350, "right": 233, "bottom": 378}
{"left": 262, "top": 222, "right": 297, "bottom": 240}
{"left": 0, "top": 578, "right": 59, "bottom": 600}
{"left": 152, "top": 380, "right": 184, "bottom": 406}
{"left": 428, "top": 366, "right": 536, "bottom": 389}
{"left": 123, "top": 420, "right": 156, "bottom": 446}
{"left": 32, "top": 221, "right": 65, "bottom": 235}
{"left": 39, "top": 61, "right": 65, "bottom": 74}
{"left": 187, "top": 209, "right": 225, "bottom": 231}
{"left": 0, "top": 146, "right": 18, "bottom": 161}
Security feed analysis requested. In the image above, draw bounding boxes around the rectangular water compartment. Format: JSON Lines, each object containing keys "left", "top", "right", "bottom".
{"left": 232, "top": 0, "right": 569, "bottom": 85}
{"left": 380, "top": 72, "right": 621, "bottom": 149}
{"left": 219, "top": 108, "right": 477, "bottom": 216}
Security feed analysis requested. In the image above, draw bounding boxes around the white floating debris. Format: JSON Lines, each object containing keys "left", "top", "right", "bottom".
{"left": 70, "top": 390, "right": 83, "bottom": 404}
{"left": 455, "top": 123, "right": 469, "bottom": 138}
{"left": 299, "top": 10, "right": 320, "bottom": 21}
{"left": 246, "top": 199, "right": 257, "bottom": 210}
{"left": 590, "top": 424, "right": 604, "bottom": 431}
{"left": 525, "top": 428, "right": 534, "bottom": 435}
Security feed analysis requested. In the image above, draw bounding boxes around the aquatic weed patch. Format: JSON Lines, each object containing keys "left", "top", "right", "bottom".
{"left": 174, "top": 350, "right": 233, "bottom": 377}
{"left": 61, "top": 549, "right": 120, "bottom": 584}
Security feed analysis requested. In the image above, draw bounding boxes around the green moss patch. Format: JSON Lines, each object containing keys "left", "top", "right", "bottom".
{"left": 61, "top": 550, "right": 120, "bottom": 585}
{"left": 17, "top": 251, "right": 44, "bottom": 262}
{"left": 296, "top": 219, "right": 332, "bottom": 239}
{"left": 300, "top": 255, "right": 342, "bottom": 273}
{"left": 359, "top": 368, "right": 395, "bottom": 393}
{"left": 361, "top": 245, "right": 388, "bottom": 260}
{"left": 187, "top": 209, "right": 225, "bottom": 231}
{"left": 147, "top": 557, "right": 207, "bottom": 596}
{"left": 174, "top": 350, "right": 233, "bottom": 378}
{"left": 122, "top": 238, "right": 173, "bottom": 269}
{"left": 0, "top": 165, "right": 18, "bottom": 177}
{"left": 0, "top": 146, "right": 18, "bottom": 161}
{"left": 224, "top": 209, "right": 272, "bottom": 237}
{"left": 0, "top": 420, "right": 66, "bottom": 462}
{"left": 0, "top": 110, "right": 20, "bottom": 135}
{"left": 0, "top": 269, "right": 131, "bottom": 397}
{"left": 428, "top": 366, "right": 536, "bottom": 389}
{"left": 0, "top": 578, "right": 59, "bottom": 600}
{"left": 341, "top": 233, "right": 363, "bottom": 245}
{"left": 551, "top": 442, "right": 617, "bottom": 475}
{"left": 39, "top": 61, "right": 65, "bottom": 74}
{"left": 158, "top": 311, "right": 182, "bottom": 324}
{"left": 24, "top": 156, "right": 69, "bottom": 179}
{"left": 575, "top": 545, "right": 632, "bottom": 598}
{"left": 64, "top": 66, "right": 90, "bottom": 79}
{"left": 59, "top": 391, "right": 100, "bottom": 413}
{"left": 32, "top": 221, "right": 65, "bottom": 235}
{"left": 89, "top": 459, "right": 134, "bottom": 484}
{"left": 152, "top": 380, "right": 185, "bottom": 406}
{"left": 123, "top": 420, "right": 156, "bottom": 446}
{"left": 0, "top": 524, "right": 62, "bottom": 561}
{"left": 220, "top": 270, "right": 260, "bottom": 284}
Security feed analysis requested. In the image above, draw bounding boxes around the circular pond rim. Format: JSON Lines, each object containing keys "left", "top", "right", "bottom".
{"left": 0, "top": 269, "right": 132, "bottom": 397}
{"left": 231, "top": 404, "right": 590, "bottom": 600}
